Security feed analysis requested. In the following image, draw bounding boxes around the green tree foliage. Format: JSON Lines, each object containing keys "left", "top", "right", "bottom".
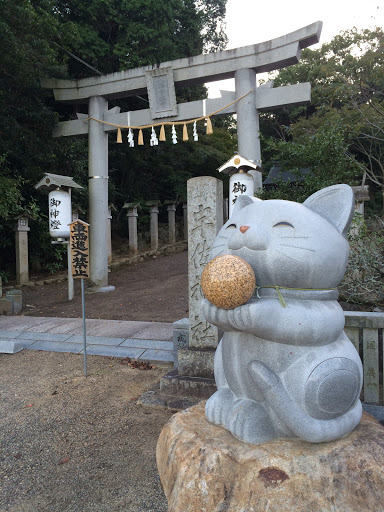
{"left": 259, "top": 28, "right": 384, "bottom": 210}
{"left": 52, "top": 0, "right": 227, "bottom": 77}
{"left": 259, "top": 120, "right": 362, "bottom": 203}
{"left": 0, "top": 0, "right": 232, "bottom": 277}
{"left": 0, "top": 0, "right": 72, "bottom": 272}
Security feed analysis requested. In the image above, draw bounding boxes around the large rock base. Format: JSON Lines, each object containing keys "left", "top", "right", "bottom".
{"left": 157, "top": 401, "right": 384, "bottom": 512}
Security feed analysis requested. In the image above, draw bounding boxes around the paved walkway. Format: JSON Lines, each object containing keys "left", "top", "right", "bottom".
{"left": 0, "top": 316, "right": 175, "bottom": 365}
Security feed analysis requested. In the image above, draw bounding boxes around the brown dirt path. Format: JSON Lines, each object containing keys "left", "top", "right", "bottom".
{"left": 21, "top": 250, "right": 189, "bottom": 323}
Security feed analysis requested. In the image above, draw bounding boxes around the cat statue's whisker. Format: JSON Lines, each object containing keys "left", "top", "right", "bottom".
{"left": 278, "top": 243, "right": 316, "bottom": 252}
{"left": 275, "top": 249, "right": 305, "bottom": 263}
{"left": 280, "top": 236, "right": 310, "bottom": 239}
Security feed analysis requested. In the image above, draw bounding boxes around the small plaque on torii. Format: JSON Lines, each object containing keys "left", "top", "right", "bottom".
{"left": 145, "top": 67, "right": 178, "bottom": 119}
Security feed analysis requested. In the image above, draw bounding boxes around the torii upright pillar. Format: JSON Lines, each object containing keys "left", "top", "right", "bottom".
{"left": 88, "top": 96, "right": 114, "bottom": 291}
{"left": 235, "top": 68, "right": 262, "bottom": 189}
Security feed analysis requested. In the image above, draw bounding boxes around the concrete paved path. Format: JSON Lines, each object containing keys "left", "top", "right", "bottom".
{"left": 0, "top": 316, "right": 175, "bottom": 365}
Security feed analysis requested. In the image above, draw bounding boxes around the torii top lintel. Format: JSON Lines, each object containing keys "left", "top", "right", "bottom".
{"left": 41, "top": 21, "right": 322, "bottom": 103}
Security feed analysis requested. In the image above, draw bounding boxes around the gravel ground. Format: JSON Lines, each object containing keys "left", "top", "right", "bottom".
{"left": 0, "top": 350, "right": 174, "bottom": 512}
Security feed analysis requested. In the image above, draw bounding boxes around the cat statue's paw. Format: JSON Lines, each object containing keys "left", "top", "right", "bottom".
{"left": 205, "top": 387, "right": 236, "bottom": 427}
{"left": 201, "top": 299, "right": 236, "bottom": 332}
{"left": 228, "top": 399, "right": 276, "bottom": 444}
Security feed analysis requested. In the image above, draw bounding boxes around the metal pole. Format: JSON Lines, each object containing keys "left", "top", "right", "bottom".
{"left": 67, "top": 243, "right": 74, "bottom": 300}
{"left": 81, "top": 278, "right": 87, "bottom": 376}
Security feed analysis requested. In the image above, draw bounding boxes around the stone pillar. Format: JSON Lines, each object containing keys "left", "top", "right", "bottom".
{"left": 149, "top": 204, "right": 159, "bottom": 251}
{"left": 182, "top": 203, "right": 188, "bottom": 240}
{"left": 14, "top": 216, "right": 30, "bottom": 285}
{"left": 127, "top": 207, "right": 139, "bottom": 255}
{"left": 88, "top": 95, "right": 113, "bottom": 290}
{"left": 167, "top": 203, "right": 177, "bottom": 244}
{"left": 235, "top": 68, "right": 262, "bottom": 189}
{"left": 178, "top": 177, "right": 223, "bottom": 378}
{"left": 159, "top": 178, "right": 224, "bottom": 400}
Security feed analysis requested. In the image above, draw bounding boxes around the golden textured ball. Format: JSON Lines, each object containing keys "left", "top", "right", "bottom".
{"left": 201, "top": 255, "right": 256, "bottom": 310}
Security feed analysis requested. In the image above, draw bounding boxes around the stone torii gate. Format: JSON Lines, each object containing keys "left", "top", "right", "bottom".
{"left": 42, "top": 21, "right": 322, "bottom": 291}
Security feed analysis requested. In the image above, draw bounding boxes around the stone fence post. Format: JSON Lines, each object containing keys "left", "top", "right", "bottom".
{"left": 146, "top": 201, "right": 161, "bottom": 251}
{"left": 165, "top": 201, "right": 177, "bottom": 245}
{"left": 123, "top": 202, "right": 140, "bottom": 255}
{"left": 14, "top": 214, "right": 31, "bottom": 285}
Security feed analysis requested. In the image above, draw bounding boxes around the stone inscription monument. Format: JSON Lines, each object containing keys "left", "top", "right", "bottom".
{"left": 42, "top": 22, "right": 322, "bottom": 291}
{"left": 201, "top": 185, "right": 363, "bottom": 444}
{"left": 177, "top": 177, "right": 223, "bottom": 380}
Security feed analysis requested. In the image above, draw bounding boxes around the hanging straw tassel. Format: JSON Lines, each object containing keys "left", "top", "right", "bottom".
{"left": 159, "top": 124, "right": 166, "bottom": 142}
{"left": 206, "top": 117, "right": 213, "bottom": 135}
{"left": 117, "top": 128, "right": 123, "bottom": 143}
{"left": 138, "top": 129, "right": 144, "bottom": 146}
{"left": 183, "top": 123, "right": 189, "bottom": 141}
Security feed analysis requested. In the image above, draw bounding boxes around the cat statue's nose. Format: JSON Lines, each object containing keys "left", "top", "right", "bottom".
{"left": 240, "top": 225, "right": 250, "bottom": 234}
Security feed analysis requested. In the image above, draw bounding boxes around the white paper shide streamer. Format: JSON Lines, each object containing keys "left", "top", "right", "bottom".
{"left": 193, "top": 121, "right": 198, "bottom": 142}
{"left": 127, "top": 113, "right": 134, "bottom": 147}
{"left": 172, "top": 124, "right": 177, "bottom": 144}
{"left": 150, "top": 127, "right": 159, "bottom": 146}
{"left": 127, "top": 128, "right": 134, "bottom": 147}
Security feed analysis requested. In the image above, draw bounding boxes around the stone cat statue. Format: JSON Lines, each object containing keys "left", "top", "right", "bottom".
{"left": 201, "top": 184, "right": 363, "bottom": 444}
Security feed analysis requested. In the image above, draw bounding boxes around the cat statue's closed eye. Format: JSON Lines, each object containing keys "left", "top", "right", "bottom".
{"left": 201, "top": 184, "right": 363, "bottom": 444}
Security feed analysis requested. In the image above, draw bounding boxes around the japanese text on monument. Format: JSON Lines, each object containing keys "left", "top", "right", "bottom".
{"left": 189, "top": 203, "right": 217, "bottom": 345}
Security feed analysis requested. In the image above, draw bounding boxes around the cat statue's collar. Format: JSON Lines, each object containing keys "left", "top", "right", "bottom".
{"left": 255, "top": 286, "right": 339, "bottom": 307}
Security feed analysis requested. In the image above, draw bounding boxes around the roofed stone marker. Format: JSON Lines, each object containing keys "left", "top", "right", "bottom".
{"left": 42, "top": 21, "right": 322, "bottom": 290}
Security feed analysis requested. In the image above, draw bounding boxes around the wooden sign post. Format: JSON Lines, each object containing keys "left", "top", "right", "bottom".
{"left": 69, "top": 220, "right": 90, "bottom": 376}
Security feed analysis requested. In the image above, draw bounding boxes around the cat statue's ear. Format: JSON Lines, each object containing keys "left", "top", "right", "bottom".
{"left": 232, "top": 195, "right": 262, "bottom": 215}
{"left": 303, "top": 184, "right": 355, "bottom": 238}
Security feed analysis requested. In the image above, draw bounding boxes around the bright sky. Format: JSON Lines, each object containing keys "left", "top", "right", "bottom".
{"left": 207, "top": 0, "right": 384, "bottom": 96}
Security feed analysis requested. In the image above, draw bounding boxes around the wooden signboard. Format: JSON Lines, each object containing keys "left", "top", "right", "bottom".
{"left": 69, "top": 220, "right": 90, "bottom": 279}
